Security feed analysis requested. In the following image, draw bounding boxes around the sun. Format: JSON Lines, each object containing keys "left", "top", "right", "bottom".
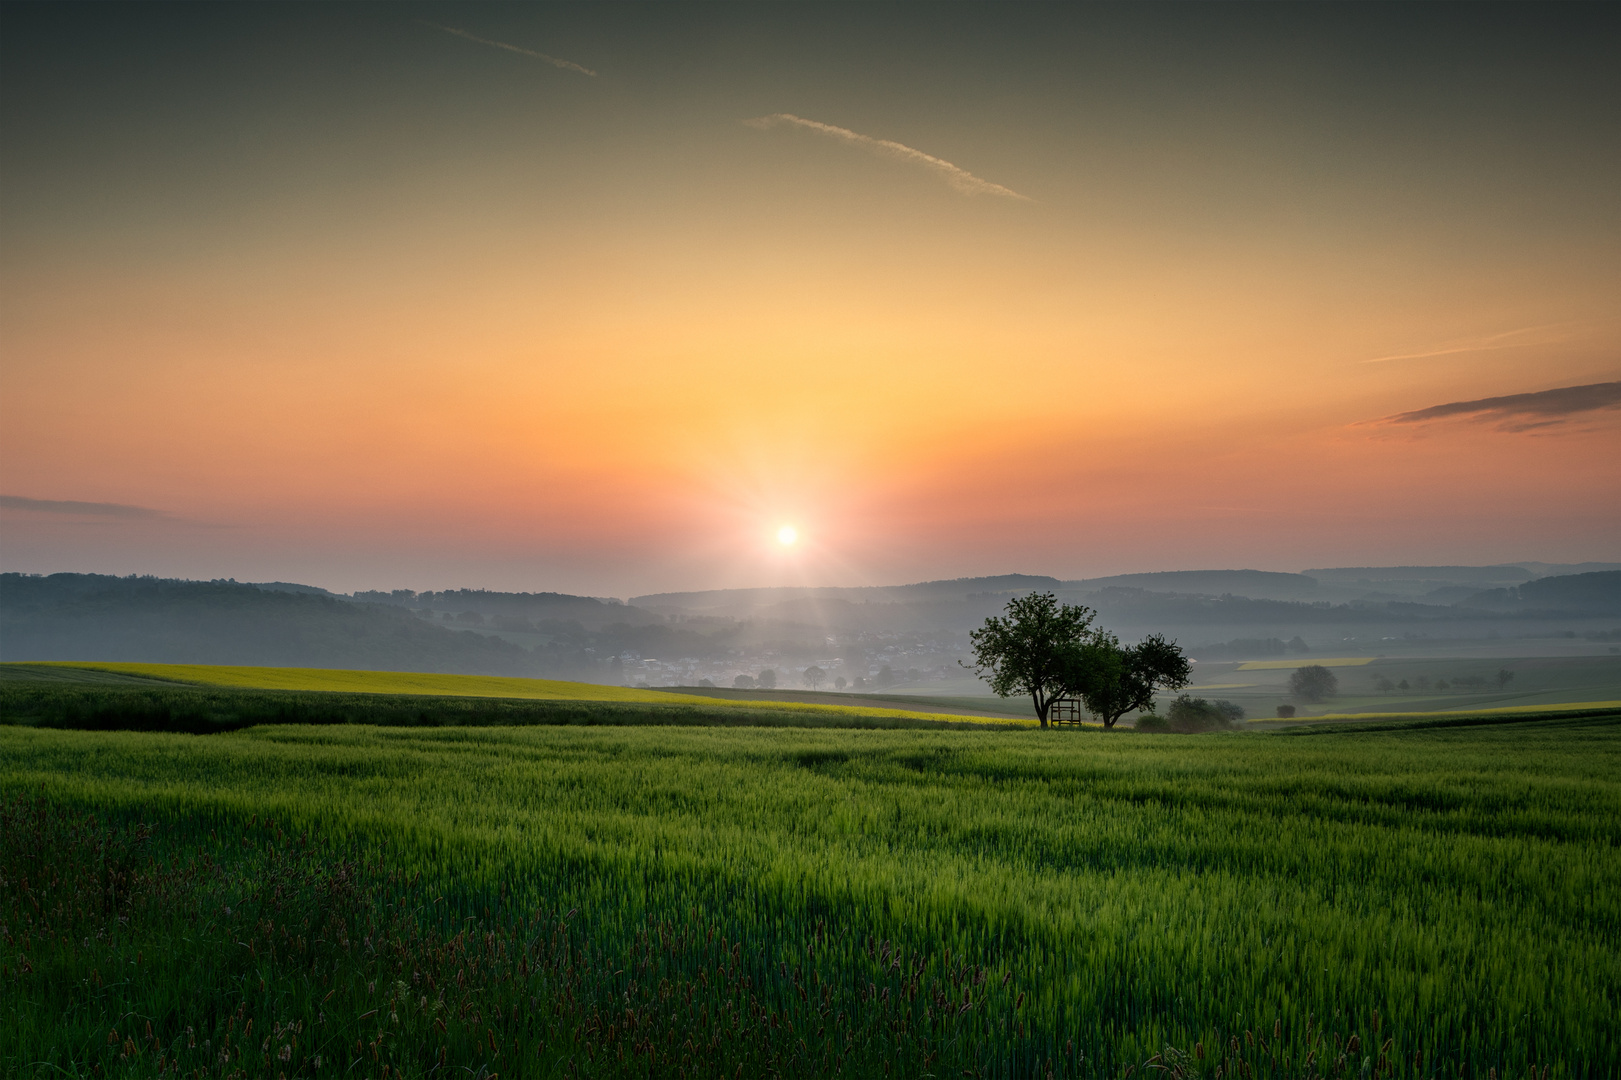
{"left": 776, "top": 525, "right": 798, "bottom": 546}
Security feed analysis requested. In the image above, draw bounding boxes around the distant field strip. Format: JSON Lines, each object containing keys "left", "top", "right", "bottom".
{"left": 1292, "top": 700, "right": 1621, "bottom": 722}
{"left": 1237, "top": 656, "right": 1377, "bottom": 670}
{"left": 14, "top": 663, "right": 1028, "bottom": 726}
{"left": 34, "top": 662, "right": 695, "bottom": 701}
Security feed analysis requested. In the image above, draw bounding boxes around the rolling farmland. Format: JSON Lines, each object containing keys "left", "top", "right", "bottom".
{"left": 1183, "top": 654, "right": 1621, "bottom": 721}
{"left": 15, "top": 662, "right": 703, "bottom": 701}
{"left": 0, "top": 663, "right": 1028, "bottom": 729}
{"left": 3, "top": 710, "right": 1618, "bottom": 1078}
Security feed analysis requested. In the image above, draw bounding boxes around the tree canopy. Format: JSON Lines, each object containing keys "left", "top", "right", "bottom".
{"left": 966, "top": 593, "right": 1104, "bottom": 728}
{"left": 1289, "top": 665, "right": 1339, "bottom": 703}
{"left": 1078, "top": 632, "right": 1191, "bottom": 729}
{"left": 968, "top": 593, "right": 1192, "bottom": 730}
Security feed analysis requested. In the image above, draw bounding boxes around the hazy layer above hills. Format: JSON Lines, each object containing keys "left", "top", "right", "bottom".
{"left": 2, "top": 565, "right": 1617, "bottom": 683}
{"left": 632, "top": 564, "right": 1619, "bottom": 621}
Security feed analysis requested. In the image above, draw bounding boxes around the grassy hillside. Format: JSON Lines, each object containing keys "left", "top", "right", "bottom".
{"left": 3, "top": 714, "right": 1617, "bottom": 1077}
{"left": 656, "top": 684, "right": 1040, "bottom": 717}
{"left": 0, "top": 663, "right": 1029, "bottom": 730}
{"left": 30, "top": 662, "right": 696, "bottom": 702}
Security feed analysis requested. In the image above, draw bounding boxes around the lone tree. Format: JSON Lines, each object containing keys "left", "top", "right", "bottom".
{"left": 966, "top": 592, "right": 1104, "bottom": 728}
{"left": 1079, "top": 633, "right": 1192, "bottom": 729}
{"left": 802, "top": 665, "right": 827, "bottom": 690}
{"left": 757, "top": 669, "right": 778, "bottom": 690}
{"left": 1289, "top": 664, "right": 1339, "bottom": 703}
{"left": 1496, "top": 668, "right": 1514, "bottom": 691}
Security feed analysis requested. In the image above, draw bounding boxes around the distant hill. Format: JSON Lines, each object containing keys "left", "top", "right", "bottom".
{"left": 631, "top": 565, "right": 1621, "bottom": 634}
{"left": 1305, "top": 565, "right": 1535, "bottom": 583}
{"left": 1460, "top": 571, "right": 1621, "bottom": 616}
{"left": 631, "top": 575, "right": 1063, "bottom": 613}
{"left": 5, "top": 564, "right": 1617, "bottom": 684}
{"left": 1299, "top": 565, "right": 1544, "bottom": 602}
{"left": 401, "top": 588, "right": 662, "bottom": 631}
{"left": 1513, "top": 562, "right": 1621, "bottom": 578}
{"left": 1522, "top": 570, "right": 1621, "bottom": 610}
{"left": 249, "top": 581, "right": 342, "bottom": 597}
{"left": 1060, "top": 569, "right": 1319, "bottom": 600}
{"left": 0, "top": 573, "right": 543, "bottom": 674}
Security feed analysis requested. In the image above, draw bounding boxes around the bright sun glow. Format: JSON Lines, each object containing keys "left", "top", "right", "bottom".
{"left": 777, "top": 525, "right": 798, "bottom": 546}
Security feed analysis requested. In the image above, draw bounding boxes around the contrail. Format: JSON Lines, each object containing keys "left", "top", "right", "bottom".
{"left": 744, "top": 113, "right": 1030, "bottom": 201}
{"left": 1361, "top": 322, "right": 1578, "bottom": 364}
{"left": 422, "top": 21, "right": 596, "bottom": 77}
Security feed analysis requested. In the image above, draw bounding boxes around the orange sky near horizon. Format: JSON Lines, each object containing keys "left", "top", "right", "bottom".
{"left": 1, "top": 4, "right": 1617, "bottom": 594}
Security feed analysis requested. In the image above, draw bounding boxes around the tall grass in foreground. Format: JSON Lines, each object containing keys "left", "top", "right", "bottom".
{"left": 5, "top": 799, "right": 1021, "bottom": 1079}
{"left": 3, "top": 717, "right": 1618, "bottom": 1077}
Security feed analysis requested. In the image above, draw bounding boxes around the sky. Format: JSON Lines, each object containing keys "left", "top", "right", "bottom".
{"left": 1, "top": 3, "right": 1618, "bottom": 597}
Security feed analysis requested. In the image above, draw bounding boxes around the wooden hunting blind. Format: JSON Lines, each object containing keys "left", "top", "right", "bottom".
{"left": 1048, "top": 698, "right": 1088, "bottom": 726}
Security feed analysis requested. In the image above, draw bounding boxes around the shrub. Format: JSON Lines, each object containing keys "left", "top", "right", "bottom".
{"left": 1164, "top": 695, "right": 1245, "bottom": 732}
{"left": 1276, "top": 705, "right": 1296, "bottom": 718}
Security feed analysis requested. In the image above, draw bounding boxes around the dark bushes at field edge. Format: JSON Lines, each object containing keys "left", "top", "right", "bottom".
{"left": 0, "top": 683, "right": 982, "bottom": 733}
{"left": 1135, "top": 695, "right": 1246, "bottom": 733}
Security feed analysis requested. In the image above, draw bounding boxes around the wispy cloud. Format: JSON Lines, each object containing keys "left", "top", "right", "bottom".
{"left": 421, "top": 21, "right": 596, "bottom": 77}
{"left": 1362, "top": 322, "right": 1578, "bottom": 364}
{"left": 0, "top": 495, "right": 171, "bottom": 519}
{"left": 744, "top": 113, "right": 1030, "bottom": 201}
{"left": 1371, "top": 381, "right": 1621, "bottom": 432}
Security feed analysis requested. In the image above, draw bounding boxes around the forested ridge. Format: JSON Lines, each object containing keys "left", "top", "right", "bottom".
{"left": 0, "top": 574, "right": 545, "bottom": 674}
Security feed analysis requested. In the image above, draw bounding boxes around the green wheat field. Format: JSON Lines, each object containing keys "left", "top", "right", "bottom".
{"left": 2, "top": 669, "right": 1618, "bottom": 1078}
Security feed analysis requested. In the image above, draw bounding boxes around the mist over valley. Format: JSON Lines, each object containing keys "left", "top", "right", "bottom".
{"left": 6, "top": 562, "right": 1617, "bottom": 722}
